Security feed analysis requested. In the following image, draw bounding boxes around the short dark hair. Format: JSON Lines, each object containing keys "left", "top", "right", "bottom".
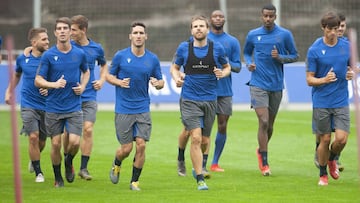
{"left": 71, "top": 15, "right": 89, "bottom": 30}
{"left": 190, "top": 15, "right": 209, "bottom": 28}
{"left": 338, "top": 13, "right": 346, "bottom": 22}
{"left": 55, "top": 17, "right": 71, "bottom": 30}
{"left": 27, "top": 27, "right": 47, "bottom": 41}
{"left": 262, "top": 4, "right": 276, "bottom": 13}
{"left": 131, "top": 22, "right": 146, "bottom": 32}
{"left": 321, "top": 11, "right": 340, "bottom": 29}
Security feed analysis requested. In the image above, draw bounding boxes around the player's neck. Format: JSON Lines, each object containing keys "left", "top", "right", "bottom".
{"left": 57, "top": 41, "right": 72, "bottom": 53}
{"left": 77, "top": 37, "right": 89, "bottom": 46}
{"left": 211, "top": 28, "right": 224, "bottom": 35}
{"left": 323, "top": 36, "right": 338, "bottom": 47}
{"left": 31, "top": 48, "right": 42, "bottom": 57}
{"left": 193, "top": 38, "right": 207, "bottom": 47}
{"left": 131, "top": 46, "right": 145, "bottom": 57}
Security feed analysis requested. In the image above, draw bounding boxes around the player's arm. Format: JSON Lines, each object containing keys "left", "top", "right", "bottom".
{"left": 78, "top": 69, "right": 90, "bottom": 93}
{"left": 92, "top": 63, "right": 108, "bottom": 90}
{"left": 230, "top": 40, "right": 241, "bottom": 73}
{"left": 170, "top": 63, "right": 184, "bottom": 88}
{"left": 306, "top": 69, "right": 337, "bottom": 87}
{"left": 5, "top": 72, "right": 21, "bottom": 105}
{"left": 35, "top": 75, "right": 66, "bottom": 89}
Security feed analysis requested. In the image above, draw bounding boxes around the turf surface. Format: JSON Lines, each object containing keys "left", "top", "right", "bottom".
{"left": 1, "top": 110, "right": 359, "bottom": 203}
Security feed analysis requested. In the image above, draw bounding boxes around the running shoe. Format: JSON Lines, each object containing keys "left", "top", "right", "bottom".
{"left": 197, "top": 180, "right": 208, "bottom": 190}
{"left": 210, "top": 164, "right": 225, "bottom": 172}
{"left": 109, "top": 164, "right": 120, "bottom": 184}
{"left": 65, "top": 164, "right": 75, "bottom": 183}
{"left": 261, "top": 165, "right": 271, "bottom": 176}
{"left": 54, "top": 178, "right": 64, "bottom": 188}
{"left": 35, "top": 173, "right": 44, "bottom": 183}
{"left": 78, "top": 168, "right": 92, "bottom": 180}
{"left": 328, "top": 160, "right": 339, "bottom": 180}
{"left": 130, "top": 181, "right": 141, "bottom": 191}
{"left": 202, "top": 168, "right": 211, "bottom": 179}
{"left": 318, "top": 175, "right": 328, "bottom": 186}
{"left": 177, "top": 160, "right": 186, "bottom": 176}
{"left": 256, "top": 148, "right": 263, "bottom": 171}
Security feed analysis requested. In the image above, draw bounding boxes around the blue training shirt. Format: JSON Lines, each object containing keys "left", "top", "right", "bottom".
{"left": 71, "top": 39, "right": 106, "bottom": 102}
{"left": 16, "top": 53, "right": 46, "bottom": 110}
{"left": 173, "top": 40, "right": 228, "bottom": 101}
{"left": 37, "top": 45, "right": 88, "bottom": 113}
{"left": 243, "top": 24, "right": 298, "bottom": 91}
{"left": 208, "top": 31, "right": 241, "bottom": 97}
{"left": 109, "top": 47, "right": 163, "bottom": 114}
{"left": 306, "top": 37, "right": 350, "bottom": 108}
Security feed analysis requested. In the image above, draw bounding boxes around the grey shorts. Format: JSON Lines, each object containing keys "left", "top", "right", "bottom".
{"left": 180, "top": 99, "right": 216, "bottom": 137}
{"left": 216, "top": 96, "right": 232, "bottom": 116}
{"left": 20, "top": 108, "right": 47, "bottom": 141}
{"left": 250, "top": 86, "right": 282, "bottom": 115}
{"left": 115, "top": 112, "right": 152, "bottom": 144}
{"left": 313, "top": 107, "right": 350, "bottom": 134}
{"left": 82, "top": 101, "right": 97, "bottom": 123}
{"left": 45, "top": 111, "right": 83, "bottom": 137}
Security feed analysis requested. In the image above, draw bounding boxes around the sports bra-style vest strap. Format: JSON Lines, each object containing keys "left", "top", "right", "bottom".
{"left": 184, "top": 40, "right": 216, "bottom": 75}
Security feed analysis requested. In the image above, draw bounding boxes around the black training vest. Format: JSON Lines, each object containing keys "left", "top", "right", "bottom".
{"left": 184, "top": 40, "right": 216, "bottom": 75}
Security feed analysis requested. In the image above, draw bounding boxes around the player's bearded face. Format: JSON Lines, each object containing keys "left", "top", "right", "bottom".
{"left": 191, "top": 20, "right": 208, "bottom": 41}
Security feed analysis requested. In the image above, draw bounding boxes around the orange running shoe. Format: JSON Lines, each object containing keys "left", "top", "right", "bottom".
{"left": 210, "top": 164, "right": 225, "bottom": 172}
{"left": 328, "top": 160, "right": 339, "bottom": 180}
{"left": 318, "top": 175, "right": 328, "bottom": 186}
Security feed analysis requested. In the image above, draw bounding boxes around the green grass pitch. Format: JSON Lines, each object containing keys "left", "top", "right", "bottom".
{"left": 0, "top": 110, "right": 359, "bottom": 203}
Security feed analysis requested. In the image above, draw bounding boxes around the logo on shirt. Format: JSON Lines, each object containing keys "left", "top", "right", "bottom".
{"left": 25, "top": 58, "right": 29, "bottom": 63}
{"left": 127, "top": 58, "right": 131, "bottom": 63}
{"left": 54, "top": 56, "right": 59, "bottom": 61}
{"left": 257, "top": 36, "right": 262, "bottom": 41}
{"left": 192, "top": 61, "right": 209, "bottom": 69}
{"left": 321, "top": 50, "right": 326, "bottom": 55}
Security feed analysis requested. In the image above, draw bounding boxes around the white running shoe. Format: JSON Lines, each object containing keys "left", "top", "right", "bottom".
{"left": 35, "top": 173, "right": 45, "bottom": 183}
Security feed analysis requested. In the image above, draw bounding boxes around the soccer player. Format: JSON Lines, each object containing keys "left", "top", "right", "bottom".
{"left": 35, "top": 17, "right": 90, "bottom": 187}
{"left": 107, "top": 22, "right": 164, "bottom": 191}
{"left": 243, "top": 4, "right": 299, "bottom": 176}
{"left": 171, "top": 15, "right": 231, "bottom": 190}
{"left": 61, "top": 15, "right": 108, "bottom": 180}
{"left": 5, "top": 28, "right": 49, "bottom": 183}
{"left": 177, "top": 10, "right": 241, "bottom": 176}
{"left": 306, "top": 11, "right": 354, "bottom": 186}
{"left": 313, "top": 13, "right": 347, "bottom": 172}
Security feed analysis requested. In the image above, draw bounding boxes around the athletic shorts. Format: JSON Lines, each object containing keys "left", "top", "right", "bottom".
{"left": 20, "top": 108, "right": 47, "bottom": 141}
{"left": 45, "top": 111, "right": 83, "bottom": 137}
{"left": 115, "top": 112, "right": 151, "bottom": 144}
{"left": 180, "top": 98, "right": 216, "bottom": 137}
{"left": 313, "top": 107, "right": 350, "bottom": 134}
{"left": 216, "top": 96, "right": 232, "bottom": 115}
{"left": 82, "top": 101, "right": 97, "bottom": 123}
{"left": 250, "top": 86, "right": 282, "bottom": 115}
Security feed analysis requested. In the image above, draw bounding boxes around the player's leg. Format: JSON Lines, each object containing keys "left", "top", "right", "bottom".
{"left": 79, "top": 101, "right": 97, "bottom": 180}
{"left": 177, "top": 128, "right": 189, "bottom": 176}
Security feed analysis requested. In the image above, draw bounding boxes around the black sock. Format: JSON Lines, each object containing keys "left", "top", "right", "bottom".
{"left": 178, "top": 148, "right": 185, "bottom": 161}
{"left": 319, "top": 165, "right": 327, "bottom": 177}
{"left": 131, "top": 166, "right": 142, "bottom": 183}
{"left": 80, "top": 155, "right": 90, "bottom": 170}
{"left": 329, "top": 152, "right": 337, "bottom": 161}
{"left": 53, "top": 164, "right": 62, "bottom": 180}
{"left": 32, "top": 160, "right": 42, "bottom": 175}
{"left": 260, "top": 151, "right": 268, "bottom": 166}
{"left": 65, "top": 154, "right": 74, "bottom": 166}
{"left": 114, "top": 157, "right": 122, "bottom": 166}
{"left": 196, "top": 174, "right": 204, "bottom": 182}
{"left": 202, "top": 154, "right": 208, "bottom": 169}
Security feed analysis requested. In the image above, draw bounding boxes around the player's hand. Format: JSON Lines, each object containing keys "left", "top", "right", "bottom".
{"left": 271, "top": 45, "right": 279, "bottom": 59}
{"left": 121, "top": 78, "right": 130, "bottom": 88}
{"left": 325, "top": 67, "right": 337, "bottom": 83}
{"left": 213, "top": 67, "right": 224, "bottom": 79}
{"left": 175, "top": 74, "right": 184, "bottom": 87}
{"left": 4, "top": 91, "right": 12, "bottom": 105}
{"left": 92, "top": 80, "right": 104, "bottom": 90}
{"left": 39, "top": 88, "right": 48, "bottom": 96}
{"left": 346, "top": 67, "right": 354, "bottom": 80}
{"left": 54, "top": 75, "right": 66, "bottom": 88}
{"left": 72, "top": 82, "right": 84, "bottom": 95}
{"left": 247, "top": 63, "right": 256, "bottom": 72}
{"left": 150, "top": 77, "right": 160, "bottom": 88}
